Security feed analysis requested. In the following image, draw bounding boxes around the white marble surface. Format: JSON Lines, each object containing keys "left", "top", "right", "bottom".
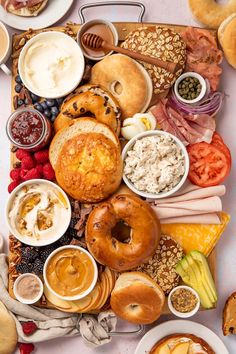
{"left": 0, "top": 0, "right": 236, "bottom": 352}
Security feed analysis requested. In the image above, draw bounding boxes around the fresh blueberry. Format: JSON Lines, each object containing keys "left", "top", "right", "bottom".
{"left": 34, "top": 103, "right": 44, "bottom": 113}
{"left": 44, "top": 109, "right": 52, "bottom": 118}
{"left": 15, "top": 75, "right": 22, "bottom": 84}
{"left": 30, "top": 93, "right": 40, "bottom": 102}
{"left": 41, "top": 101, "right": 48, "bottom": 110}
{"left": 56, "top": 97, "right": 64, "bottom": 106}
{"left": 51, "top": 106, "right": 59, "bottom": 115}
{"left": 15, "top": 84, "right": 22, "bottom": 93}
{"left": 17, "top": 99, "right": 24, "bottom": 106}
{"left": 46, "top": 99, "right": 55, "bottom": 107}
{"left": 51, "top": 114, "right": 57, "bottom": 122}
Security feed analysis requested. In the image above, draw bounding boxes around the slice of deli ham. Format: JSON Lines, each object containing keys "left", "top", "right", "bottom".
{"left": 181, "top": 27, "right": 223, "bottom": 91}
{"left": 151, "top": 99, "right": 216, "bottom": 146}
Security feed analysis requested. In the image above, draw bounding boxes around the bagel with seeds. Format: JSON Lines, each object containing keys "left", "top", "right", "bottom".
{"left": 189, "top": 0, "right": 236, "bottom": 29}
{"left": 54, "top": 84, "right": 121, "bottom": 135}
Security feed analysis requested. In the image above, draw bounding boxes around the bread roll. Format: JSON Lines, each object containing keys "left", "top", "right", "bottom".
{"left": 110, "top": 272, "right": 165, "bottom": 324}
{"left": 218, "top": 13, "right": 236, "bottom": 69}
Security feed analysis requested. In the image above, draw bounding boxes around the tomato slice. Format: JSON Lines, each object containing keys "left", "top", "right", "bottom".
{"left": 187, "top": 142, "right": 231, "bottom": 187}
{"left": 211, "top": 132, "right": 231, "bottom": 163}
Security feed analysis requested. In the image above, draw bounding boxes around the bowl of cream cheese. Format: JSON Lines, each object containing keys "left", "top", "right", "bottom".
{"left": 6, "top": 179, "right": 71, "bottom": 246}
{"left": 18, "top": 31, "right": 85, "bottom": 99}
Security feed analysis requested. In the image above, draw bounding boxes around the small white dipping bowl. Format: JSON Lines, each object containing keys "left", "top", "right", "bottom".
{"left": 122, "top": 130, "right": 189, "bottom": 199}
{"left": 77, "top": 19, "right": 118, "bottom": 61}
{"left": 168, "top": 285, "right": 200, "bottom": 318}
{"left": 5, "top": 179, "right": 71, "bottom": 247}
{"left": 13, "top": 273, "right": 43, "bottom": 305}
{"left": 43, "top": 245, "right": 98, "bottom": 301}
{"left": 19, "top": 31, "right": 85, "bottom": 99}
{"left": 174, "top": 72, "right": 207, "bottom": 104}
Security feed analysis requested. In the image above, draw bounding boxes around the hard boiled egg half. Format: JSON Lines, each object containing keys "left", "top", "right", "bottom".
{"left": 121, "top": 112, "right": 157, "bottom": 140}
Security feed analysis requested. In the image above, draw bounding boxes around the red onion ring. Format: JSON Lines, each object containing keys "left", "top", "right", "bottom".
{"left": 169, "top": 90, "right": 225, "bottom": 117}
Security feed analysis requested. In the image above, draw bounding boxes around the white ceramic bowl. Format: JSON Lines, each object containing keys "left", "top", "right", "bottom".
{"left": 122, "top": 130, "right": 190, "bottom": 199}
{"left": 13, "top": 273, "right": 43, "bottom": 305}
{"left": 77, "top": 19, "right": 118, "bottom": 61}
{"left": 168, "top": 285, "right": 200, "bottom": 318}
{"left": 43, "top": 245, "right": 98, "bottom": 301}
{"left": 5, "top": 179, "right": 71, "bottom": 247}
{"left": 18, "top": 31, "right": 85, "bottom": 98}
{"left": 174, "top": 72, "right": 207, "bottom": 104}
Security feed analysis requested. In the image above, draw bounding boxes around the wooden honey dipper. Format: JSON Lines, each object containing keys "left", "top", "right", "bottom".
{"left": 82, "top": 33, "right": 179, "bottom": 74}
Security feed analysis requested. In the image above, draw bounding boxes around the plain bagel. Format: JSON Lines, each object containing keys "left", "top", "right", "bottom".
{"left": 85, "top": 194, "right": 161, "bottom": 271}
{"left": 54, "top": 84, "right": 121, "bottom": 135}
{"left": 110, "top": 272, "right": 165, "bottom": 324}
{"left": 90, "top": 54, "right": 153, "bottom": 119}
{"left": 189, "top": 0, "right": 236, "bottom": 28}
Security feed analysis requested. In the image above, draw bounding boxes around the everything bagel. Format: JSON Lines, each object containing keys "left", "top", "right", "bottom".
{"left": 54, "top": 85, "right": 121, "bottom": 135}
{"left": 85, "top": 194, "right": 161, "bottom": 271}
{"left": 189, "top": 0, "right": 236, "bottom": 28}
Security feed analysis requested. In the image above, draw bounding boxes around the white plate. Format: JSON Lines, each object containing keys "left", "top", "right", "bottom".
{"left": 135, "top": 320, "right": 229, "bottom": 354}
{"left": 0, "top": 0, "right": 74, "bottom": 30}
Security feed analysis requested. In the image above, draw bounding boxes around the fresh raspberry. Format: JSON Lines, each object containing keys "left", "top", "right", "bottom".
{"left": 35, "top": 164, "right": 43, "bottom": 177}
{"left": 21, "top": 321, "right": 38, "bottom": 336}
{"left": 10, "top": 167, "right": 22, "bottom": 182}
{"left": 20, "top": 169, "right": 29, "bottom": 181}
{"left": 34, "top": 150, "right": 49, "bottom": 164}
{"left": 8, "top": 181, "right": 20, "bottom": 193}
{"left": 21, "top": 156, "right": 35, "bottom": 170}
{"left": 43, "top": 162, "right": 55, "bottom": 181}
{"left": 24, "top": 168, "right": 41, "bottom": 181}
{"left": 15, "top": 149, "right": 31, "bottom": 161}
{"left": 18, "top": 343, "right": 35, "bottom": 354}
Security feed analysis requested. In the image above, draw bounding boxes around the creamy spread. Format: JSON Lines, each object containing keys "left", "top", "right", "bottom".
{"left": 16, "top": 275, "right": 41, "bottom": 301}
{"left": 8, "top": 182, "right": 70, "bottom": 242}
{"left": 20, "top": 32, "right": 84, "bottom": 98}
{"left": 46, "top": 248, "right": 95, "bottom": 297}
{"left": 124, "top": 135, "right": 185, "bottom": 194}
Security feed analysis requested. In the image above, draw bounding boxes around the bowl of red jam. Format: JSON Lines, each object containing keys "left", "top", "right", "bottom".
{"left": 6, "top": 108, "right": 52, "bottom": 151}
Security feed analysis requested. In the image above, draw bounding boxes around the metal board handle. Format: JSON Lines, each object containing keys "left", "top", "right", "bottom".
{"left": 110, "top": 324, "right": 145, "bottom": 337}
{"left": 78, "top": 1, "right": 146, "bottom": 24}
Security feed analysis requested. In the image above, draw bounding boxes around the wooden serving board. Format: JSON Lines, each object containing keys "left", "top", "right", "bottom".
{"left": 9, "top": 22, "right": 217, "bottom": 314}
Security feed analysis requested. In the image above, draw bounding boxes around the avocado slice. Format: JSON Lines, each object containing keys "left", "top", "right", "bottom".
{"left": 186, "top": 255, "right": 215, "bottom": 304}
{"left": 189, "top": 250, "right": 217, "bottom": 302}
{"left": 176, "top": 255, "right": 214, "bottom": 308}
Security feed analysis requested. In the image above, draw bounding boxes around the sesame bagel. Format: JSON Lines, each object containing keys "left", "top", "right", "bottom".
{"left": 54, "top": 84, "right": 121, "bottom": 135}
{"left": 189, "top": 0, "right": 236, "bottom": 29}
{"left": 85, "top": 194, "right": 161, "bottom": 271}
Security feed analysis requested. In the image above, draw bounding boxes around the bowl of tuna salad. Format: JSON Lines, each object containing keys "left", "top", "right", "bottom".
{"left": 122, "top": 130, "right": 189, "bottom": 199}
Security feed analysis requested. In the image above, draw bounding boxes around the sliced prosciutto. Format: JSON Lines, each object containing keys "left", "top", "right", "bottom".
{"left": 1, "top": 0, "right": 43, "bottom": 10}
{"left": 181, "top": 27, "right": 223, "bottom": 91}
{"left": 151, "top": 99, "right": 216, "bottom": 146}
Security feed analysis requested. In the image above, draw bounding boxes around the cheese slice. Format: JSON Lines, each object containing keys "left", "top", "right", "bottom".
{"left": 161, "top": 212, "right": 230, "bottom": 256}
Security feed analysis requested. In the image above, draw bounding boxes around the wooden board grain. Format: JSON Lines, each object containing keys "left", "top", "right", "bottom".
{"left": 9, "top": 22, "right": 218, "bottom": 314}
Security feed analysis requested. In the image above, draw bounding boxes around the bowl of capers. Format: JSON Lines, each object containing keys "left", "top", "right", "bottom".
{"left": 174, "top": 72, "right": 207, "bottom": 104}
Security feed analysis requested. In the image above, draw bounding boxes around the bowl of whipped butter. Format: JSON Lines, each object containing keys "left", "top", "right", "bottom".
{"left": 18, "top": 31, "right": 85, "bottom": 99}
